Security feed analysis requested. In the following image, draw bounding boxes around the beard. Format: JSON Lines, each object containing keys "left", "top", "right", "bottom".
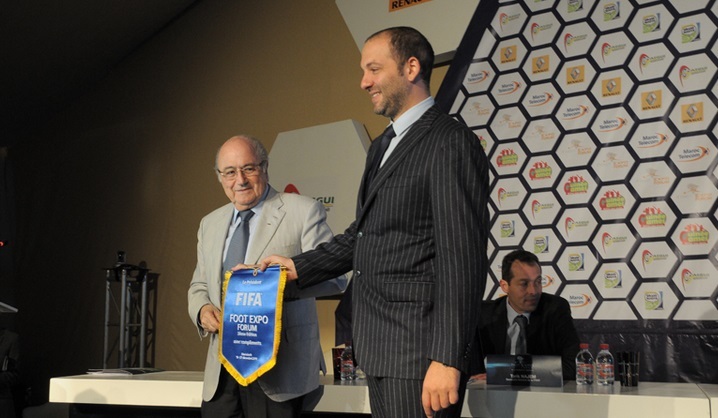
{"left": 374, "top": 72, "right": 410, "bottom": 120}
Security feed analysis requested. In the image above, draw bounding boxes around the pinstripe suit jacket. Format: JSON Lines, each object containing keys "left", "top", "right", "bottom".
{"left": 188, "top": 188, "right": 348, "bottom": 402}
{"left": 293, "top": 105, "right": 489, "bottom": 380}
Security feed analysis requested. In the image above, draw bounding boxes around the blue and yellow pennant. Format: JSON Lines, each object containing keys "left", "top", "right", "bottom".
{"left": 219, "top": 265, "right": 286, "bottom": 386}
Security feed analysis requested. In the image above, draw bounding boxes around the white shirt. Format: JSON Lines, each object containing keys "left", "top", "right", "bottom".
{"left": 379, "top": 96, "right": 435, "bottom": 167}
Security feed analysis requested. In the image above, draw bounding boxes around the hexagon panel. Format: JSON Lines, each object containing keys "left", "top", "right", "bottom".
{"left": 630, "top": 241, "right": 678, "bottom": 280}
{"left": 523, "top": 191, "right": 562, "bottom": 226}
{"left": 559, "top": 206, "right": 599, "bottom": 243}
{"left": 629, "top": 161, "right": 676, "bottom": 199}
{"left": 555, "top": 132, "right": 596, "bottom": 168}
{"left": 592, "top": 145, "right": 636, "bottom": 182}
{"left": 592, "top": 222, "right": 637, "bottom": 261}
{"left": 627, "top": 121, "right": 673, "bottom": 159}
{"left": 631, "top": 201, "right": 677, "bottom": 239}
{"left": 492, "top": 176, "right": 528, "bottom": 211}
{"left": 594, "top": 261, "right": 638, "bottom": 299}
{"left": 630, "top": 282, "right": 679, "bottom": 320}
{"left": 628, "top": 4, "right": 674, "bottom": 44}
{"left": 522, "top": 47, "right": 561, "bottom": 82}
{"left": 591, "top": 0, "right": 634, "bottom": 33}
{"left": 522, "top": 119, "right": 561, "bottom": 153}
{"left": 523, "top": 227, "right": 562, "bottom": 263}
{"left": 628, "top": 42, "right": 675, "bottom": 82}
{"left": 560, "top": 283, "right": 599, "bottom": 319}
{"left": 591, "top": 106, "right": 634, "bottom": 145}
{"left": 592, "top": 184, "right": 637, "bottom": 221}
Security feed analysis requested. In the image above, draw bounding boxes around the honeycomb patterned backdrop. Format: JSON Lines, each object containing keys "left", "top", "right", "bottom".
{"left": 443, "top": 0, "right": 718, "bottom": 322}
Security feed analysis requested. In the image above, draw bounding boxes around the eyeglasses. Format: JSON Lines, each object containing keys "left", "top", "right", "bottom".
{"left": 217, "top": 161, "right": 266, "bottom": 180}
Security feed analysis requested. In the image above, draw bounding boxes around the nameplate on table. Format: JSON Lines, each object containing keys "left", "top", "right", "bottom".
{"left": 486, "top": 354, "right": 563, "bottom": 387}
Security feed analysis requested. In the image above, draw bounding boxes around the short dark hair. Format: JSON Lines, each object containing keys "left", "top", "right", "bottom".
{"left": 367, "top": 26, "right": 434, "bottom": 89}
{"left": 501, "top": 249, "right": 540, "bottom": 283}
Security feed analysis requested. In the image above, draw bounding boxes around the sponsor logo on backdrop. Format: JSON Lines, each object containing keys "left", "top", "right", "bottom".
{"left": 499, "top": 12, "right": 522, "bottom": 32}
{"left": 567, "top": 0, "right": 583, "bottom": 13}
{"left": 641, "top": 90, "right": 662, "bottom": 110}
{"left": 497, "top": 81, "right": 521, "bottom": 95}
{"left": 531, "top": 23, "right": 554, "bottom": 41}
{"left": 532, "top": 55, "right": 550, "bottom": 74}
{"left": 284, "top": 184, "right": 335, "bottom": 211}
{"left": 501, "top": 46, "right": 518, "bottom": 64}
{"left": 497, "top": 187, "right": 520, "bottom": 207}
{"left": 564, "top": 175, "right": 589, "bottom": 194}
{"left": 604, "top": 269, "right": 622, "bottom": 288}
{"left": 638, "top": 132, "right": 669, "bottom": 148}
{"left": 603, "top": 2, "right": 620, "bottom": 21}
{"left": 639, "top": 53, "right": 666, "bottom": 74}
{"left": 598, "top": 116, "right": 626, "bottom": 132}
{"left": 638, "top": 207, "right": 667, "bottom": 227}
{"left": 534, "top": 235, "right": 550, "bottom": 253}
{"left": 500, "top": 220, "right": 516, "bottom": 238}
{"left": 564, "top": 33, "right": 588, "bottom": 51}
{"left": 599, "top": 190, "right": 626, "bottom": 210}
{"left": 681, "top": 102, "right": 704, "bottom": 123}
{"left": 679, "top": 224, "right": 709, "bottom": 245}
{"left": 496, "top": 148, "right": 519, "bottom": 166}
{"left": 529, "top": 161, "right": 552, "bottom": 180}
{"left": 602, "top": 77, "right": 622, "bottom": 97}
{"left": 681, "top": 268, "right": 708, "bottom": 291}
{"left": 497, "top": 113, "right": 523, "bottom": 129}
{"left": 388, "top": 0, "right": 433, "bottom": 12}
{"left": 569, "top": 293, "right": 591, "bottom": 308}
{"left": 643, "top": 13, "right": 661, "bottom": 33}
{"left": 561, "top": 105, "right": 589, "bottom": 120}
{"left": 565, "top": 217, "right": 590, "bottom": 237}
{"left": 642, "top": 249, "right": 669, "bottom": 270}
{"left": 531, "top": 200, "right": 554, "bottom": 219}
{"left": 475, "top": 133, "right": 488, "bottom": 150}
{"left": 602, "top": 232, "right": 628, "bottom": 252}
{"left": 467, "top": 70, "right": 490, "bottom": 84}
{"left": 679, "top": 65, "right": 708, "bottom": 86}
{"left": 677, "top": 144, "right": 709, "bottom": 162}
{"left": 567, "top": 65, "right": 585, "bottom": 84}
{"left": 644, "top": 291, "right": 664, "bottom": 310}
{"left": 681, "top": 23, "right": 701, "bottom": 43}
{"left": 471, "top": 101, "right": 492, "bottom": 117}
{"left": 601, "top": 42, "right": 627, "bottom": 62}
{"left": 568, "top": 253, "right": 585, "bottom": 271}
{"left": 542, "top": 273, "right": 556, "bottom": 288}
{"left": 527, "top": 91, "right": 554, "bottom": 106}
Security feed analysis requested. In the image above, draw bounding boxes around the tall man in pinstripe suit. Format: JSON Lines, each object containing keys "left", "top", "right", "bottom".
{"left": 261, "top": 27, "right": 489, "bottom": 417}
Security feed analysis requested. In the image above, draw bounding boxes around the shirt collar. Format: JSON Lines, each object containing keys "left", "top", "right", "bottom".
{"left": 505, "top": 297, "right": 531, "bottom": 323}
{"left": 231, "top": 186, "right": 270, "bottom": 224}
{"left": 390, "top": 96, "right": 434, "bottom": 138}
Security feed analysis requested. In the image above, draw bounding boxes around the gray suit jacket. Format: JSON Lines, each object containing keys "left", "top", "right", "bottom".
{"left": 294, "top": 106, "right": 490, "bottom": 380}
{"left": 188, "top": 187, "right": 348, "bottom": 402}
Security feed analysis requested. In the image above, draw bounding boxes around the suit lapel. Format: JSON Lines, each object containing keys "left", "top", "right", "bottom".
{"left": 359, "top": 106, "right": 441, "bottom": 216}
{"left": 208, "top": 204, "right": 235, "bottom": 302}
{"left": 245, "top": 187, "right": 284, "bottom": 264}
{"left": 493, "top": 300, "right": 510, "bottom": 353}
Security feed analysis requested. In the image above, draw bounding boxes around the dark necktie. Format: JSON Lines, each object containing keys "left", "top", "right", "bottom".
{"left": 223, "top": 210, "right": 255, "bottom": 272}
{"left": 514, "top": 315, "right": 528, "bottom": 355}
{"left": 364, "top": 125, "right": 396, "bottom": 199}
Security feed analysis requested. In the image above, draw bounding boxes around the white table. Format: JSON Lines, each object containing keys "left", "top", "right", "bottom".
{"left": 50, "top": 371, "right": 713, "bottom": 417}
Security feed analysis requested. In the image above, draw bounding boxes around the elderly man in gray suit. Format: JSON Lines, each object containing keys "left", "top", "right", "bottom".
{"left": 188, "top": 135, "right": 347, "bottom": 418}
{"left": 262, "top": 27, "right": 489, "bottom": 418}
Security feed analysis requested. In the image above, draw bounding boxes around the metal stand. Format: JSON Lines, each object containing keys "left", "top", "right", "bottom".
{"left": 102, "top": 263, "right": 156, "bottom": 369}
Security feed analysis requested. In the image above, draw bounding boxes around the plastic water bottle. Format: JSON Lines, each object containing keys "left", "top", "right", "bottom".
{"left": 596, "top": 343, "right": 615, "bottom": 385}
{"left": 340, "top": 344, "right": 355, "bottom": 381}
{"left": 575, "top": 343, "right": 594, "bottom": 384}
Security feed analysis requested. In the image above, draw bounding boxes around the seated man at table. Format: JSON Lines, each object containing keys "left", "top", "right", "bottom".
{"left": 471, "top": 249, "right": 580, "bottom": 381}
